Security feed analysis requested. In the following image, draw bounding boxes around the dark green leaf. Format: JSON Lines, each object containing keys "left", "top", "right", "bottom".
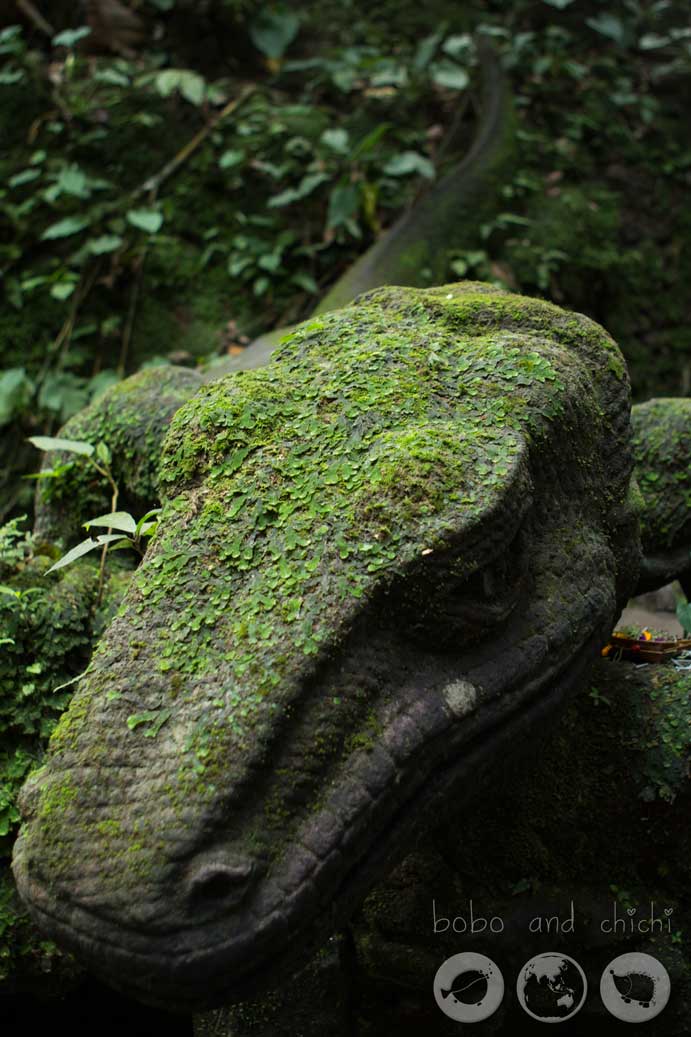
{"left": 45, "top": 534, "right": 124, "bottom": 574}
{"left": 677, "top": 600, "right": 691, "bottom": 636}
{"left": 431, "top": 61, "right": 470, "bottom": 91}
{"left": 41, "top": 217, "right": 89, "bottom": 240}
{"left": 37, "top": 372, "right": 89, "bottom": 421}
{"left": 127, "top": 209, "right": 163, "bottom": 233}
{"left": 219, "top": 149, "right": 245, "bottom": 170}
{"left": 320, "top": 128, "right": 349, "bottom": 154}
{"left": 84, "top": 512, "right": 137, "bottom": 535}
{"left": 586, "top": 14, "right": 626, "bottom": 44}
{"left": 50, "top": 280, "right": 77, "bottom": 301}
{"left": 156, "top": 69, "right": 206, "bottom": 106}
{"left": 249, "top": 7, "right": 300, "bottom": 59}
{"left": 95, "top": 440, "right": 111, "bottom": 465}
{"left": 52, "top": 27, "right": 91, "bottom": 48}
{"left": 327, "top": 183, "right": 360, "bottom": 229}
{"left": 28, "top": 435, "right": 94, "bottom": 456}
{"left": 56, "top": 165, "right": 90, "bottom": 198}
{"left": 88, "top": 234, "right": 123, "bottom": 255}
{"left": 135, "top": 508, "right": 161, "bottom": 536}
{"left": 8, "top": 169, "right": 40, "bottom": 188}
{"left": 292, "top": 271, "right": 318, "bottom": 293}
{"left": 442, "top": 34, "right": 471, "bottom": 59}
{"left": 0, "top": 369, "right": 32, "bottom": 426}
{"left": 383, "top": 151, "right": 435, "bottom": 179}
{"left": 414, "top": 30, "right": 443, "bottom": 70}
{"left": 268, "top": 172, "right": 329, "bottom": 208}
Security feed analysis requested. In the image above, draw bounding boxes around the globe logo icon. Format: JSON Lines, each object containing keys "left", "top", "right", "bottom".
{"left": 517, "top": 952, "right": 587, "bottom": 1023}
{"left": 433, "top": 952, "right": 505, "bottom": 1022}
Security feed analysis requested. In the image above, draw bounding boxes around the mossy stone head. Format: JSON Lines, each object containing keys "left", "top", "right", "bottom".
{"left": 13, "top": 282, "right": 639, "bottom": 1009}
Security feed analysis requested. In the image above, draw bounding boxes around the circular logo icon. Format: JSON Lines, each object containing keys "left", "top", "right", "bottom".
{"left": 600, "top": 952, "right": 671, "bottom": 1022}
{"left": 517, "top": 952, "right": 587, "bottom": 1023}
{"left": 433, "top": 952, "right": 505, "bottom": 1022}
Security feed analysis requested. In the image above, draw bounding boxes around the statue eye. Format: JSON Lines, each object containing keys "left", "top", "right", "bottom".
{"left": 389, "top": 528, "right": 528, "bottom": 649}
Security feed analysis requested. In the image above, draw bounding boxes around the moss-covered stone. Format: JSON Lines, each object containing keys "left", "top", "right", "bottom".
{"left": 33, "top": 365, "right": 203, "bottom": 546}
{"left": 13, "top": 280, "right": 640, "bottom": 1010}
{"left": 0, "top": 529, "right": 133, "bottom": 993}
{"left": 631, "top": 398, "right": 691, "bottom": 554}
{"left": 196, "top": 658, "right": 691, "bottom": 1035}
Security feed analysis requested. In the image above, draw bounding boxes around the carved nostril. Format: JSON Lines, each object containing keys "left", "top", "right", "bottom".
{"left": 188, "top": 860, "right": 254, "bottom": 906}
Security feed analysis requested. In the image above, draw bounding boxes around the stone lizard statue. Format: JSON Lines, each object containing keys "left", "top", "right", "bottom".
{"left": 13, "top": 281, "right": 646, "bottom": 1010}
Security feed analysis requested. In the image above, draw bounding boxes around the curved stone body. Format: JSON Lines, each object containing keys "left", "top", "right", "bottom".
{"left": 631, "top": 397, "right": 691, "bottom": 594}
{"left": 12, "top": 282, "right": 639, "bottom": 1010}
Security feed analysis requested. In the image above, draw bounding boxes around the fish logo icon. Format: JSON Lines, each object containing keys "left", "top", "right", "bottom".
{"left": 434, "top": 953, "right": 504, "bottom": 1022}
{"left": 441, "top": 968, "right": 489, "bottom": 1005}
{"left": 601, "top": 953, "right": 671, "bottom": 1022}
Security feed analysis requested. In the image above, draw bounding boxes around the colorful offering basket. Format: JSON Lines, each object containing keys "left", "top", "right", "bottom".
{"left": 603, "top": 630, "right": 691, "bottom": 664}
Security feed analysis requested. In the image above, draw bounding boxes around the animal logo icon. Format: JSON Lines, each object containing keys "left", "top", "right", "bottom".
{"left": 601, "top": 953, "right": 671, "bottom": 1022}
{"left": 610, "top": 968, "right": 656, "bottom": 1007}
{"left": 440, "top": 967, "right": 490, "bottom": 1006}
{"left": 434, "top": 952, "right": 504, "bottom": 1022}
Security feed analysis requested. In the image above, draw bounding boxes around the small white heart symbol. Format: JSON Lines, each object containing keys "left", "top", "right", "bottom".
{"left": 664, "top": 908, "right": 674, "bottom": 916}
{"left": 627, "top": 908, "right": 636, "bottom": 916}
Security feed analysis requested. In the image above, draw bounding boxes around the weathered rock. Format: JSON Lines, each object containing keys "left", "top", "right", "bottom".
{"left": 13, "top": 282, "right": 639, "bottom": 1011}
{"left": 33, "top": 365, "right": 203, "bottom": 546}
{"left": 0, "top": 548, "right": 133, "bottom": 995}
{"left": 197, "top": 659, "right": 691, "bottom": 1034}
{"left": 631, "top": 398, "right": 691, "bottom": 595}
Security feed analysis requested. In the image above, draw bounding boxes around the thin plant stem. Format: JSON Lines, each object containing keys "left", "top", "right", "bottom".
{"left": 89, "top": 459, "right": 119, "bottom": 607}
{"left": 130, "top": 85, "right": 256, "bottom": 202}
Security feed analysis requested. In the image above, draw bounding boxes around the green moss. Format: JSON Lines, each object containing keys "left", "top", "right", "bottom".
{"left": 21, "top": 280, "right": 636, "bottom": 894}
{"left": 626, "top": 667, "right": 691, "bottom": 802}
{"left": 36, "top": 778, "right": 77, "bottom": 820}
{"left": 0, "top": 553, "right": 131, "bottom": 830}
{"left": 0, "top": 532, "right": 132, "bottom": 991}
{"left": 631, "top": 398, "right": 691, "bottom": 552}
{"left": 34, "top": 364, "right": 203, "bottom": 546}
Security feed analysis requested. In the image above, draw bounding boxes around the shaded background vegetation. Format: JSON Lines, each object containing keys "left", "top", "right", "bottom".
{"left": 2, "top": 0, "right": 690, "bottom": 523}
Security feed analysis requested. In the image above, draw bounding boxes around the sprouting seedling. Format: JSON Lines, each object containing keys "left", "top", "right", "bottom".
{"left": 45, "top": 507, "right": 161, "bottom": 575}
{"left": 28, "top": 435, "right": 159, "bottom": 603}
{"left": 28, "top": 435, "right": 119, "bottom": 510}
